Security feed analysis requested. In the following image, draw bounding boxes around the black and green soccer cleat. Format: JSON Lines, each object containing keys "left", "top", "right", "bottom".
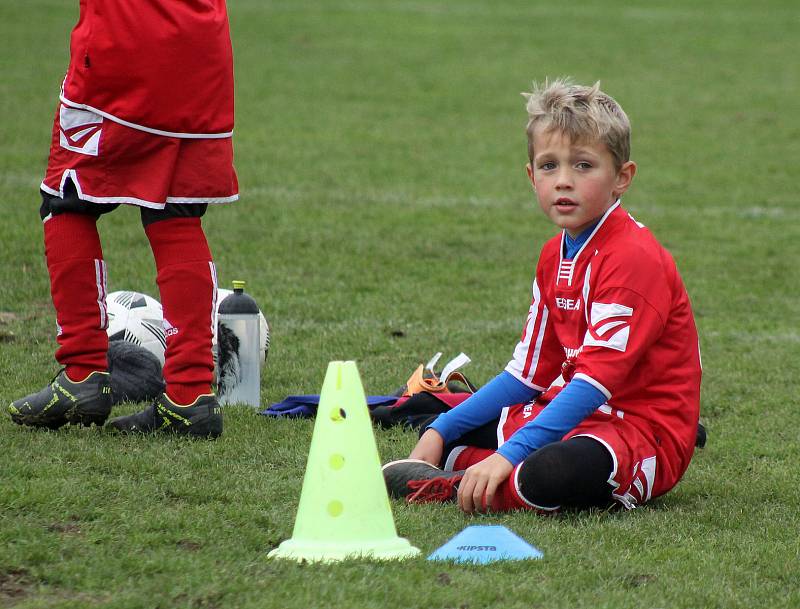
{"left": 106, "top": 393, "right": 223, "bottom": 438}
{"left": 8, "top": 370, "right": 112, "bottom": 429}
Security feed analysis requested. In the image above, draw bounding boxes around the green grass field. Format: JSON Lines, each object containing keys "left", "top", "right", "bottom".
{"left": 2, "top": 1, "right": 799, "bottom": 607}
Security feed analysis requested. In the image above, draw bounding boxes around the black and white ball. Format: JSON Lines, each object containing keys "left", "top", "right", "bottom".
{"left": 106, "top": 290, "right": 167, "bottom": 364}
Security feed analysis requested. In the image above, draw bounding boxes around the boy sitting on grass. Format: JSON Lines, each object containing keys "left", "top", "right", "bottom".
{"left": 384, "top": 79, "right": 702, "bottom": 513}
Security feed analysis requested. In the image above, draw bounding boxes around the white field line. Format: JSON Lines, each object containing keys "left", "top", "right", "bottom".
{"left": 247, "top": 2, "right": 800, "bottom": 25}
{"left": 278, "top": 315, "right": 519, "bottom": 334}
{"left": 246, "top": 184, "right": 798, "bottom": 217}
{"left": 244, "top": 184, "right": 521, "bottom": 209}
{"left": 702, "top": 329, "right": 800, "bottom": 344}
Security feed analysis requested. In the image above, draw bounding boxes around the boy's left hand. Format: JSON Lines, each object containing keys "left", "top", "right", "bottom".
{"left": 457, "top": 453, "right": 514, "bottom": 514}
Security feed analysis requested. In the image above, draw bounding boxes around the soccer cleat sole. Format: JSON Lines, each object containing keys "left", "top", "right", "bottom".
{"left": 105, "top": 395, "right": 223, "bottom": 439}
{"left": 9, "top": 410, "right": 109, "bottom": 429}
{"left": 8, "top": 401, "right": 110, "bottom": 429}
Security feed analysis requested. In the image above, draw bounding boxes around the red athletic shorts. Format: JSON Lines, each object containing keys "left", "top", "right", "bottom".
{"left": 494, "top": 399, "right": 690, "bottom": 509}
{"left": 41, "top": 104, "right": 238, "bottom": 209}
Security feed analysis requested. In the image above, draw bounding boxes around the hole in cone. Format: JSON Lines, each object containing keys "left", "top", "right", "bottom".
{"left": 330, "top": 407, "right": 347, "bottom": 422}
{"left": 329, "top": 454, "right": 345, "bottom": 470}
{"left": 327, "top": 500, "right": 343, "bottom": 517}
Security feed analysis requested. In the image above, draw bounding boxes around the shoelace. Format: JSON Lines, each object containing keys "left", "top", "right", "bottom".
{"left": 406, "top": 475, "right": 463, "bottom": 503}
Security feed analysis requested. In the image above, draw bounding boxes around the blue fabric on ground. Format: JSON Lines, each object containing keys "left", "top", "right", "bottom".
{"left": 496, "top": 378, "right": 608, "bottom": 465}
{"left": 259, "top": 395, "right": 399, "bottom": 418}
{"left": 428, "top": 371, "right": 539, "bottom": 444}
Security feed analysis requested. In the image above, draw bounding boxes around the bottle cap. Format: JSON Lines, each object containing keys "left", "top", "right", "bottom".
{"left": 219, "top": 280, "right": 259, "bottom": 314}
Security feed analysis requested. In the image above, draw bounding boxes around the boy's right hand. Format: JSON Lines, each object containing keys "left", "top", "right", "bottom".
{"left": 408, "top": 428, "right": 445, "bottom": 465}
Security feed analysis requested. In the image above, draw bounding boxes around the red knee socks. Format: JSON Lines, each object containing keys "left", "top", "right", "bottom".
{"left": 145, "top": 218, "right": 216, "bottom": 405}
{"left": 451, "top": 446, "right": 495, "bottom": 471}
{"left": 44, "top": 213, "right": 216, "bottom": 402}
{"left": 449, "top": 445, "right": 537, "bottom": 512}
{"left": 490, "top": 463, "right": 538, "bottom": 512}
{"left": 44, "top": 213, "right": 108, "bottom": 381}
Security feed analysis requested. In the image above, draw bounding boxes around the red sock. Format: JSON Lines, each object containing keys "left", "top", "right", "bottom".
{"left": 146, "top": 217, "right": 216, "bottom": 405}
{"left": 485, "top": 464, "right": 559, "bottom": 514}
{"left": 488, "top": 464, "right": 536, "bottom": 512}
{"left": 44, "top": 213, "right": 108, "bottom": 380}
{"left": 450, "top": 446, "right": 495, "bottom": 470}
{"left": 449, "top": 447, "right": 547, "bottom": 513}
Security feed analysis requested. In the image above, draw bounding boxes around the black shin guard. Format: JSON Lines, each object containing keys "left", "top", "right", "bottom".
{"left": 516, "top": 437, "right": 615, "bottom": 510}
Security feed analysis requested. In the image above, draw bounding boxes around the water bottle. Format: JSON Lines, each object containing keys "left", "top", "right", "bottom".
{"left": 217, "top": 280, "right": 261, "bottom": 407}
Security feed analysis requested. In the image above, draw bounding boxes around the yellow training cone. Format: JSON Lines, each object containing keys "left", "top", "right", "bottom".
{"left": 268, "top": 361, "right": 420, "bottom": 562}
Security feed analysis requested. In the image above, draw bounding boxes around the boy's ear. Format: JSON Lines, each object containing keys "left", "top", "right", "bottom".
{"left": 526, "top": 163, "right": 536, "bottom": 188}
{"left": 613, "top": 161, "right": 637, "bottom": 198}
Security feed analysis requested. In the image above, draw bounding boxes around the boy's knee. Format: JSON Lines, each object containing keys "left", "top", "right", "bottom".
{"left": 517, "top": 437, "right": 614, "bottom": 509}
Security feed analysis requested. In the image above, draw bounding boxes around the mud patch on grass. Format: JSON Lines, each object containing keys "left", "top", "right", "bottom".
{"left": 0, "top": 312, "right": 19, "bottom": 324}
{"left": 0, "top": 312, "right": 17, "bottom": 343}
{"left": 47, "top": 522, "right": 82, "bottom": 534}
{"left": 173, "top": 591, "right": 224, "bottom": 608}
{"left": 47, "top": 514, "right": 83, "bottom": 535}
{"left": 0, "top": 568, "right": 34, "bottom": 605}
{"left": 621, "top": 573, "right": 657, "bottom": 587}
{"left": 177, "top": 539, "right": 202, "bottom": 551}
{"left": 436, "top": 572, "right": 452, "bottom": 585}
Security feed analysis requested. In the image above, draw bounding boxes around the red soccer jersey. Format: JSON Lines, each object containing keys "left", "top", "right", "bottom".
{"left": 60, "top": 0, "right": 234, "bottom": 138}
{"left": 505, "top": 202, "right": 702, "bottom": 475}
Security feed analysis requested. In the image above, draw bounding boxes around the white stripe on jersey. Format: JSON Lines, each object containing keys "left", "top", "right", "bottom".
{"left": 582, "top": 262, "right": 592, "bottom": 325}
{"left": 496, "top": 406, "right": 510, "bottom": 448}
{"left": 557, "top": 259, "right": 575, "bottom": 286}
{"left": 507, "top": 278, "right": 549, "bottom": 388}
{"left": 527, "top": 306, "right": 550, "bottom": 381}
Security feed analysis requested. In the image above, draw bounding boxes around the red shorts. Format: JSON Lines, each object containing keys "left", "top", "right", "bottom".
{"left": 41, "top": 104, "right": 238, "bottom": 209}
{"left": 495, "top": 400, "right": 687, "bottom": 509}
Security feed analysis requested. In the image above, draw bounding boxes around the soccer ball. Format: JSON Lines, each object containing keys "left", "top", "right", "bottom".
{"left": 106, "top": 291, "right": 167, "bottom": 364}
{"left": 214, "top": 288, "right": 271, "bottom": 366}
{"left": 105, "top": 288, "right": 270, "bottom": 370}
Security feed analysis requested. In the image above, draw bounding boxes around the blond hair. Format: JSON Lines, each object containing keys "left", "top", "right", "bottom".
{"left": 523, "top": 78, "right": 631, "bottom": 168}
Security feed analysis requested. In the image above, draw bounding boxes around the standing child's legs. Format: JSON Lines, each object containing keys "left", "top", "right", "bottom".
{"left": 44, "top": 209, "right": 108, "bottom": 381}
{"left": 11, "top": 103, "right": 234, "bottom": 436}
{"left": 106, "top": 205, "right": 223, "bottom": 437}
{"left": 8, "top": 189, "right": 113, "bottom": 429}
{"left": 142, "top": 210, "right": 216, "bottom": 405}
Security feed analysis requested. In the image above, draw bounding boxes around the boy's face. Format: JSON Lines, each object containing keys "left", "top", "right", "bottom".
{"left": 527, "top": 127, "right": 636, "bottom": 237}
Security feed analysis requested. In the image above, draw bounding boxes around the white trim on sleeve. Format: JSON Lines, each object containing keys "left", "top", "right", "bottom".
{"left": 572, "top": 372, "right": 611, "bottom": 399}
{"left": 502, "top": 365, "right": 547, "bottom": 392}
